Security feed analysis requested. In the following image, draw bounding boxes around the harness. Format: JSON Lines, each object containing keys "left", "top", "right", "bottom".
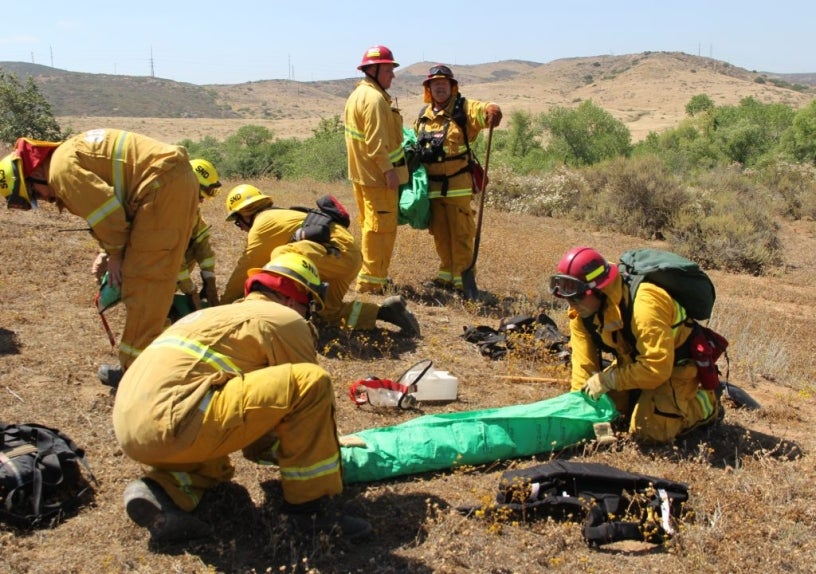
{"left": 581, "top": 280, "right": 692, "bottom": 368}
{"left": 416, "top": 95, "right": 475, "bottom": 196}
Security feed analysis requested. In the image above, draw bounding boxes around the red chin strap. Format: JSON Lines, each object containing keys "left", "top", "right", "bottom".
{"left": 244, "top": 273, "right": 309, "bottom": 305}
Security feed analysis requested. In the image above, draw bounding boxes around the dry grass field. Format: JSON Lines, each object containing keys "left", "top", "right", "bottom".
{"left": 1, "top": 176, "right": 815, "bottom": 573}
{"left": 2, "top": 51, "right": 816, "bottom": 573}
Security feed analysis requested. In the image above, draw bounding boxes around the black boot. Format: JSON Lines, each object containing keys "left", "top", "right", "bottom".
{"left": 281, "top": 496, "right": 372, "bottom": 541}
{"left": 377, "top": 296, "right": 421, "bottom": 336}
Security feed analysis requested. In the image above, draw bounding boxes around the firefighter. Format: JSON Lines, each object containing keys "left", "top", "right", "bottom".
{"left": 415, "top": 64, "right": 502, "bottom": 291}
{"left": 221, "top": 184, "right": 420, "bottom": 336}
{"left": 0, "top": 130, "right": 199, "bottom": 387}
{"left": 112, "top": 251, "right": 371, "bottom": 543}
{"left": 176, "top": 158, "right": 222, "bottom": 310}
{"left": 92, "top": 158, "right": 222, "bottom": 315}
{"left": 343, "top": 45, "right": 409, "bottom": 294}
{"left": 549, "top": 246, "right": 721, "bottom": 443}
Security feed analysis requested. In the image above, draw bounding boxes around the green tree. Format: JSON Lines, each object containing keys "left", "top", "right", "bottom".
{"left": 685, "top": 94, "right": 714, "bottom": 116}
{"left": 506, "top": 110, "right": 539, "bottom": 157}
{"left": 541, "top": 100, "right": 631, "bottom": 166}
{"left": 0, "top": 71, "right": 65, "bottom": 144}
{"left": 780, "top": 99, "right": 816, "bottom": 164}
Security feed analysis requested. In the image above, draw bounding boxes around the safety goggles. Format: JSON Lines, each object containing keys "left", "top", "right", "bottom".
{"left": 428, "top": 65, "right": 453, "bottom": 77}
{"left": 549, "top": 274, "right": 591, "bottom": 300}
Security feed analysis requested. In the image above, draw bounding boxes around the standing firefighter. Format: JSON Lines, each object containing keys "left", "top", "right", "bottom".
{"left": 344, "top": 45, "right": 409, "bottom": 294}
{"left": 415, "top": 64, "right": 502, "bottom": 292}
{"left": 0, "top": 130, "right": 199, "bottom": 387}
{"left": 113, "top": 251, "right": 371, "bottom": 543}
{"left": 549, "top": 246, "right": 722, "bottom": 443}
{"left": 221, "top": 184, "right": 420, "bottom": 335}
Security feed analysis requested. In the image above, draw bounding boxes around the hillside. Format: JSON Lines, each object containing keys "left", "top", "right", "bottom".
{"left": 3, "top": 51, "right": 814, "bottom": 142}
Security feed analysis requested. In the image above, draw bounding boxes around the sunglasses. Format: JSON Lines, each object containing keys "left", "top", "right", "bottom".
{"left": 549, "top": 274, "right": 591, "bottom": 300}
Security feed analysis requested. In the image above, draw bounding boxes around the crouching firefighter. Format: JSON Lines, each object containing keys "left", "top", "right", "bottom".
{"left": 222, "top": 184, "right": 420, "bottom": 336}
{"left": 549, "top": 247, "right": 722, "bottom": 444}
{"left": 112, "top": 250, "right": 371, "bottom": 543}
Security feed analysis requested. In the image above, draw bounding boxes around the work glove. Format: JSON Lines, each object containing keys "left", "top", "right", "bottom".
{"left": 202, "top": 275, "right": 220, "bottom": 306}
{"left": 91, "top": 252, "right": 109, "bottom": 286}
{"left": 485, "top": 104, "right": 503, "bottom": 128}
{"left": 582, "top": 371, "right": 616, "bottom": 401}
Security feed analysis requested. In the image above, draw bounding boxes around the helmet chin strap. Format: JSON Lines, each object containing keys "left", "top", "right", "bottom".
{"left": 365, "top": 64, "right": 384, "bottom": 90}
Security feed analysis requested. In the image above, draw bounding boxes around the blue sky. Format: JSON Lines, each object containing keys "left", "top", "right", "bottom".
{"left": 1, "top": 1, "right": 813, "bottom": 85}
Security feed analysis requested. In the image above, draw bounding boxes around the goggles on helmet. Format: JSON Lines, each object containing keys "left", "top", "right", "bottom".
{"left": 428, "top": 65, "right": 453, "bottom": 77}
{"left": 549, "top": 274, "right": 591, "bottom": 300}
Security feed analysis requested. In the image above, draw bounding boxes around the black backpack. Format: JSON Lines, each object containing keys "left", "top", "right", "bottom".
{"left": 1, "top": 423, "right": 96, "bottom": 528}
{"left": 461, "top": 460, "right": 689, "bottom": 547}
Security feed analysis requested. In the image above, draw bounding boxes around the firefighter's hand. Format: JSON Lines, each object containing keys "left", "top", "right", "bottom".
{"left": 385, "top": 168, "right": 400, "bottom": 191}
{"left": 203, "top": 276, "right": 219, "bottom": 306}
{"left": 486, "top": 104, "right": 503, "bottom": 127}
{"left": 189, "top": 291, "right": 203, "bottom": 310}
{"left": 91, "top": 252, "right": 109, "bottom": 285}
{"left": 107, "top": 254, "right": 123, "bottom": 288}
{"left": 582, "top": 371, "right": 615, "bottom": 401}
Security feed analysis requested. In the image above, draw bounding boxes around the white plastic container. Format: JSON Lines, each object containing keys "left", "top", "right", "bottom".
{"left": 410, "top": 369, "right": 459, "bottom": 401}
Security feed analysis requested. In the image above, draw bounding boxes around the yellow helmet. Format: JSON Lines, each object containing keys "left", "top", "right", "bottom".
{"left": 224, "top": 184, "right": 273, "bottom": 221}
{"left": 247, "top": 251, "right": 327, "bottom": 312}
{"left": 190, "top": 158, "right": 221, "bottom": 198}
{"left": 0, "top": 153, "right": 35, "bottom": 210}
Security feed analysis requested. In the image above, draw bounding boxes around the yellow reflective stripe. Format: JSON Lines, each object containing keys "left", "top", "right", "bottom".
{"left": 388, "top": 145, "right": 404, "bottom": 164}
{"left": 671, "top": 300, "right": 687, "bottom": 336}
{"left": 279, "top": 452, "right": 340, "bottom": 482}
{"left": 437, "top": 270, "right": 453, "bottom": 283}
{"left": 111, "top": 131, "right": 132, "bottom": 206}
{"left": 118, "top": 341, "right": 142, "bottom": 359}
{"left": 357, "top": 273, "right": 388, "bottom": 285}
{"left": 429, "top": 187, "right": 472, "bottom": 199}
{"left": 346, "top": 300, "right": 363, "bottom": 329}
{"left": 584, "top": 264, "right": 606, "bottom": 282}
{"left": 344, "top": 125, "right": 364, "bottom": 141}
{"left": 198, "top": 256, "right": 215, "bottom": 270}
{"left": 695, "top": 389, "right": 714, "bottom": 420}
{"left": 151, "top": 335, "right": 242, "bottom": 376}
{"left": 86, "top": 196, "right": 123, "bottom": 227}
{"left": 177, "top": 267, "right": 191, "bottom": 282}
{"left": 170, "top": 471, "right": 201, "bottom": 507}
{"left": 193, "top": 225, "right": 211, "bottom": 244}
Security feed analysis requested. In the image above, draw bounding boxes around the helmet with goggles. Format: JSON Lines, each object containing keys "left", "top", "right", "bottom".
{"left": 423, "top": 64, "right": 458, "bottom": 87}
{"left": 550, "top": 246, "right": 619, "bottom": 299}
{"left": 190, "top": 159, "right": 221, "bottom": 198}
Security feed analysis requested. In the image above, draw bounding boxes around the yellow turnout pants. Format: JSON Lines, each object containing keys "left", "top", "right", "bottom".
{"left": 353, "top": 182, "right": 398, "bottom": 292}
{"left": 429, "top": 195, "right": 475, "bottom": 290}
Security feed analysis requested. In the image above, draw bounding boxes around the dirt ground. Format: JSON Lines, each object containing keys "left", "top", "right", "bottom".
{"left": 1, "top": 180, "right": 815, "bottom": 573}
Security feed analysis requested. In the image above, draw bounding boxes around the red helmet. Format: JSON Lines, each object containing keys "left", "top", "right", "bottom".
{"left": 357, "top": 45, "right": 399, "bottom": 70}
{"left": 550, "top": 246, "right": 619, "bottom": 299}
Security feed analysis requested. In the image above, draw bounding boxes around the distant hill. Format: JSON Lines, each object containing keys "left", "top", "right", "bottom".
{"left": 2, "top": 52, "right": 814, "bottom": 143}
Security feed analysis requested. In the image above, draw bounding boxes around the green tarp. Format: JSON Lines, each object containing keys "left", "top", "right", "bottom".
{"left": 340, "top": 392, "right": 618, "bottom": 484}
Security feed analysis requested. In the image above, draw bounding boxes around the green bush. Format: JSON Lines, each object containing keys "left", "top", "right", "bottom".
{"left": 755, "top": 160, "right": 816, "bottom": 220}
{"left": 670, "top": 167, "right": 780, "bottom": 274}
{"left": 485, "top": 165, "right": 587, "bottom": 217}
{"left": 574, "top": 156, "right": 688, "bottom": 239}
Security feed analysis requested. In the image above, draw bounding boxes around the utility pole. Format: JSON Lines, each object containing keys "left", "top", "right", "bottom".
{"left": 50, "top": 45, "right": 54, "bottom": 67}
{"left": 150, "top": 46, "right": 155, "bottom": 78}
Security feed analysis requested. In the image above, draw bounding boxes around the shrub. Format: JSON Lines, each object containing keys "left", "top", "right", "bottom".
{"left": 756, "top": 160, "right": 816, "bottom": 220}
{"left": 669, "top": 167, "right": 780, "bottom": 274}
{"left": 573, "top": 155, "right": 688, "bottom": 239}
{"left": 485, "top": 165, "right": 587, "bottom": 217}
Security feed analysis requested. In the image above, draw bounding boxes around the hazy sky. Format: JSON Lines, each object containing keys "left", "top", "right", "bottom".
{"left": 2, "top": 1, "right": 813, "bottom": 85}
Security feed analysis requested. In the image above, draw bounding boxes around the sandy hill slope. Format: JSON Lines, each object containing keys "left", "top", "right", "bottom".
{"left": 3, "top": 51, "right": 813, "bottom": 142}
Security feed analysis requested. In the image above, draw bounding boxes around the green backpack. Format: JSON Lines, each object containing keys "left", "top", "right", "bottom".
{"left": 618, "top": 248, "right": 716, "bottom": 321}
{"left": 398, "top": 127, "right": 430, "bottom": 230}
